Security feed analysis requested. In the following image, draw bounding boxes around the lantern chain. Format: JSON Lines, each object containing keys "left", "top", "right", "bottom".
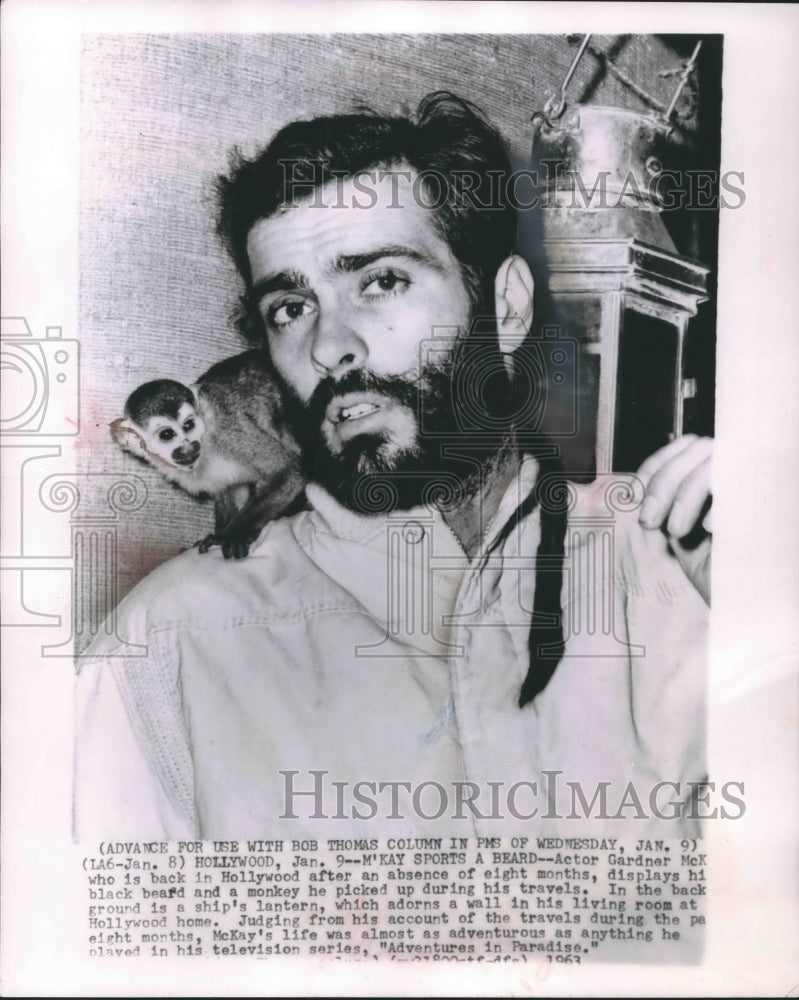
{"left": 540, "top": 35, "right": 702, "bottom": 126}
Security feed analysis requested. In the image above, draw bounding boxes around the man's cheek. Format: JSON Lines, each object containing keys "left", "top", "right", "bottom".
{"left": 272, "top": 352, "right": 314, "bottom": 403}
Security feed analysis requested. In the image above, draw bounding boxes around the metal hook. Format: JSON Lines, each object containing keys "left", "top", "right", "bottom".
{"left": 543, "top": 33, "right": 592, "bottom": 122}
{"left": 663, "top": 41, "right": 702, "bottom": 123}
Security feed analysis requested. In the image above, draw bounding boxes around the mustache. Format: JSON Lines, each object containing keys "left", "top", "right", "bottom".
{"left": 313, "top": 370, "right": 421, "bottom": 419}
{"left": 276, "top": 369, "right": 415, "bottom": 452}
{"left": 293, "top": 369, "right": 428, "bottom": 435}
{"left": 278, "top": 365, "right": 460, "bottom": 457}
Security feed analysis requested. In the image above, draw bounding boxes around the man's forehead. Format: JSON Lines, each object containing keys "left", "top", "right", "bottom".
{"left": 245, "top": 167, "right": 450, "bottom": 268}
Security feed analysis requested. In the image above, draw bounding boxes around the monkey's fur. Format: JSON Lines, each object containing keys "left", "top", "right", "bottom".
{"left": 111, "top": 350, "right": 306, "bottom": 559}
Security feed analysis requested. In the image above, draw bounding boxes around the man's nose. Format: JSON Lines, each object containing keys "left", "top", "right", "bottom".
{"left": 310, "top": 311, "right": 368, "bottom": 379}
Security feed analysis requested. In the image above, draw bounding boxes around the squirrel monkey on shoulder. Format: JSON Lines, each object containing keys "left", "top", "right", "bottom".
{"left": 111, "top": 350, "right": 306, "bottom": 559}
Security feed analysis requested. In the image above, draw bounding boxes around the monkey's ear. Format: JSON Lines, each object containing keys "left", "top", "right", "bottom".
{"left": 110, "top": 418, "right": 148, "bottom": 458}
{"left": 188, "top": 384, "right": 204, "bottom": 413}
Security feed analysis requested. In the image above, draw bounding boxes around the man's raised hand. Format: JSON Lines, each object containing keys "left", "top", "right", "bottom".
{"left": 637, "top": 435, "right": 713, "bottom": 605}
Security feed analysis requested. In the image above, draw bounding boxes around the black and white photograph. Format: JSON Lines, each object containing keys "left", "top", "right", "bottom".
{"left": 2, "top": 1, "right": 797, "bottom": 995}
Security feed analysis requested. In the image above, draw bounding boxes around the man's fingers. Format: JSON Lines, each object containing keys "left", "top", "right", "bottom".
{"left": 665, "top": 456, "right": 713, "bottom": 537}
{"left": 636, "top": 434, "right": 698, "bottom": 487}
{"left": 639, "top": 436, "right": 713, "bottom": 530}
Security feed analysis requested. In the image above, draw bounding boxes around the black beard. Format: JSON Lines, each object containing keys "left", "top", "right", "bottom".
{"left": 278, "top": 344, "right": 518, "bottom": 514}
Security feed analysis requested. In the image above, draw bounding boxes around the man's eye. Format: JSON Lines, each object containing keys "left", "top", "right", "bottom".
{"left": 361, "top": 269, "right": 410, "bottom": 297}
{"left": 268, "top": 298, "right": 315, "bottom": 328}
{"left": 183, "top": 419, "right": 195, "bottom": 432}
{"left": 158, "top": 428, "right": 176, "bottom": 442}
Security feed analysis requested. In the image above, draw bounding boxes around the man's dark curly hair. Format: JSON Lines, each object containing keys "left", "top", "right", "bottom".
{"left": 216, "top": 91, "right": 518, "bottom": 345}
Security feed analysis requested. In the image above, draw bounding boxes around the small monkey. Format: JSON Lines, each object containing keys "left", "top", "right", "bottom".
{"left": 111, "top": 350, "right": 306, "bottom": 559}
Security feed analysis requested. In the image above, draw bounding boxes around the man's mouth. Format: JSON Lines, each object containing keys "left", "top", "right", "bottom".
{"left": 326, "top": 394, "right": 387, "bottom": 426}
{"left": 339, "top": 402, "right": 380, "bottom": 421}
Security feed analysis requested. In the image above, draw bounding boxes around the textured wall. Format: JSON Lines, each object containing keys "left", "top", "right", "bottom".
{"left": 79, "top": 33, "right": 718, "bottom": 616}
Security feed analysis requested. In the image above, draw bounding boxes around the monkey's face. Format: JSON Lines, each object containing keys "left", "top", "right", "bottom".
{"left": 143, "top": 402, "right": 206, "bottom": 470}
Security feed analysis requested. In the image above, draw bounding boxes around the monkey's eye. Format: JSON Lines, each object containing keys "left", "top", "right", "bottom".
{"left": 183, "top": 418, "right": 195, "bottom": 432}
{"left": 158, "top": 428, "right": 176, "bottom": 442}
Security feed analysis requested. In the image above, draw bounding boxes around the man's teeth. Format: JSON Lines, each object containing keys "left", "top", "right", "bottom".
{"left": 340, "top": 403, "right": 379, "bottom": 421}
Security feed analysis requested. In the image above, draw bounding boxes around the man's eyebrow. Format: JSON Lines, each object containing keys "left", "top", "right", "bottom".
{"left": 334, "top": 246, "right": 446, "bottom": 274}
{"left": 251, "top": 246, "right": 445, "bottom": 303}
{"left": 251, "top": 269, "right": 309, "bottom": 303}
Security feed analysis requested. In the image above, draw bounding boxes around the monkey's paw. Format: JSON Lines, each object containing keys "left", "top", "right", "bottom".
{"left": 197, "top": 526, "right": 259, "bottom": 560}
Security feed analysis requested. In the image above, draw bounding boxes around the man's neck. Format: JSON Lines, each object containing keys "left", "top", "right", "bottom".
{"left": 440, "top": 442, "right": 521, "bottom": 559}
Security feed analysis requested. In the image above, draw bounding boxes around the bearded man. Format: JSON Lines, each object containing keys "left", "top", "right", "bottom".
{"left": 74, "top": 93, "right": 711, "bottom": 839}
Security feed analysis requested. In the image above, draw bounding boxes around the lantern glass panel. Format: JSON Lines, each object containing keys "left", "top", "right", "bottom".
{"left": 613, "top": 309, "right": 678, "bottom": 473}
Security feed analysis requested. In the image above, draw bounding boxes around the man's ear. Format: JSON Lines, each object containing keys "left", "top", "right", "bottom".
{"left": 494, "top": 255, "right": 535, "bottom": 358}
{"left": 110, "top": 418, "right": 149, "bottom": 459}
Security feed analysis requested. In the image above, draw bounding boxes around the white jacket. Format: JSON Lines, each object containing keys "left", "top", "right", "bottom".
{"left": 74, "top": 457, "right": 708, "bottom": 841}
